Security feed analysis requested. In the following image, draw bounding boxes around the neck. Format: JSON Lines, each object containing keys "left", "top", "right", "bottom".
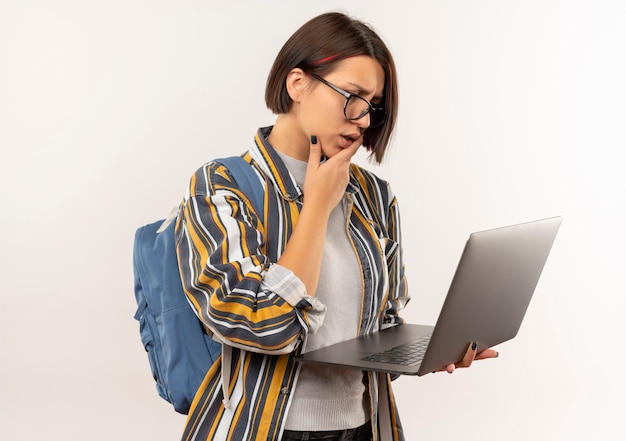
{"left": 266, "top": 115, "right": 310, "bottom": 162}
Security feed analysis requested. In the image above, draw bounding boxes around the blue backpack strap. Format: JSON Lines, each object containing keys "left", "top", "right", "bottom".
{"left": 215, "top": 156, "right": 265, "bottom": 224}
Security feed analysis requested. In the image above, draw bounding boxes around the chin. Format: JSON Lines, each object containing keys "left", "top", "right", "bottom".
{"left": 323, "top": 143, "right": 359, "bottom": 158}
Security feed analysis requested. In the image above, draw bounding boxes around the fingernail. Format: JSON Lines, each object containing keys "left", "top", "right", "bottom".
{"left": 471, "top": 341, "right": 477, "bottom": 350}
{"left": 310, "top": 135, "right": 317, "bottom": 144}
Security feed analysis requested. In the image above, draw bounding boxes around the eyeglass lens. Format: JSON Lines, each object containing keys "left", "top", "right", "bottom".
{"left": 345, "top": 95, "right": 384, "bottom": 128}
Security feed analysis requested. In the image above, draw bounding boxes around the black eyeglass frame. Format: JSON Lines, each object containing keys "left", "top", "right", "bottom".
{"left": 309, "top": 73, "right": 385, "bottom": 128}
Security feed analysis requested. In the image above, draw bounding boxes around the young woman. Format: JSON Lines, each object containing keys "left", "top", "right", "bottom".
{"left": 176, "top": 12, "right": 497, "bottom": 441}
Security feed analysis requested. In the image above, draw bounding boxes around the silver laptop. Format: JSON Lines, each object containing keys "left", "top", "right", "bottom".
{"left": 295, "top": 216, "right": 562, "bottom": 376}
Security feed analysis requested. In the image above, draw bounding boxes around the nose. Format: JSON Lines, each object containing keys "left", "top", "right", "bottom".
{"left": 352, "top": 111, "right": 371, "bottom": 130}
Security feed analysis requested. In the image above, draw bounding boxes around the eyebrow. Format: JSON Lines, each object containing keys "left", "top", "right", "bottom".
{"left": 345, "top": 81, "right": 383, "bottom": 102}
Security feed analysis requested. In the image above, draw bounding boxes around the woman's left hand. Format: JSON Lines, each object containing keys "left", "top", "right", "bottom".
{"left": 440, "top": 342, "right": 499, "bottom": 374}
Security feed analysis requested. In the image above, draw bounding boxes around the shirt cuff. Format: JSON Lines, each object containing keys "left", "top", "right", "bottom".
{"left": 261, "top": 264, "right": 326, "bottom": 331}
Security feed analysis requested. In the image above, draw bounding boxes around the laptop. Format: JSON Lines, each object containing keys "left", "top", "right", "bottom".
{"left": 295, "top": 216, "right": 562, "bottom": 376}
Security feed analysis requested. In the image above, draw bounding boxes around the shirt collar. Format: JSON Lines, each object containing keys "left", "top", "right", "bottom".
{"left": 249, "top": 126, "right": 302, "bottom": 201}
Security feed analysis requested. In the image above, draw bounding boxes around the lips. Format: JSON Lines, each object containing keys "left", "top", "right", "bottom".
{"left": 342, "top": 132, "right": 363, "bottom": 146}
{"left": 340, "top": 135, "right": 356, "bottom": 148}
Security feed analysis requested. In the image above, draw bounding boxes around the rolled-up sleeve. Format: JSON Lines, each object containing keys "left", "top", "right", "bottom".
{"left": 262, "top": 264, "right": 327, "bottom": 334}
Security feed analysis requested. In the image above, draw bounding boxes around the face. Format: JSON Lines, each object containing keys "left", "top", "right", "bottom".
{"left": 289, "top": 56, "right": 385, "bottom": 160}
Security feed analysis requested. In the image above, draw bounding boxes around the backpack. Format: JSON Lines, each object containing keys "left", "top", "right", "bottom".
{"left": 132, "top": 156, "right": 264, "bottom": 414}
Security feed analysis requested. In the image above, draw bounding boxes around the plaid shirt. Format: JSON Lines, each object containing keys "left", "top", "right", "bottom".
{"left": 177, "top": 127, "right": 409, "bottom": 441}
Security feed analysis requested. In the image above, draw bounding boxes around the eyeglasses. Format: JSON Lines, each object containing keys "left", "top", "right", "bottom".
{"left": 310, "top": 73, "right": 385, "bottom": 128}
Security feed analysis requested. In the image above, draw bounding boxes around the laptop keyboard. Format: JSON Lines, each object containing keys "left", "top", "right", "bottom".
{"left": 361, "top": 336, "right": 430, "bottom": 366}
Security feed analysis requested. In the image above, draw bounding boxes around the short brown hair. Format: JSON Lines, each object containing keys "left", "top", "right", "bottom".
{"left": 265, "top": 12, "right": 398, "bottom": 163}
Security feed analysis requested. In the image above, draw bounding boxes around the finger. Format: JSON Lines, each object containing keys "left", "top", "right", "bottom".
{"left": 432, "top": 364, "right": 455, "bottom": 374}
{"left": 436, "top": 342, "right": 477, "bottom": 374}
{"left": 334, "top": 138, "right": 362, "bottom": 163}
{"left": 459, "top": 341, "right": 478, "bottom": 368}
{"left": 475, "top": 348, "right": 499, "bottom": 360}
{"left": 307, "top": 135, "right": 322, "bottom": 168}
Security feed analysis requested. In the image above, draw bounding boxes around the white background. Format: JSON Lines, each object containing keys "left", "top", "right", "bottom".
{"left": 1, "top": 1, "right": 624, "bottom": 440}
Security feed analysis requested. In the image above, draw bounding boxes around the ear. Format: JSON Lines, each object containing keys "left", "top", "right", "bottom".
{"left": 285, "top": 68, "right": 309, "bottom": 103}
